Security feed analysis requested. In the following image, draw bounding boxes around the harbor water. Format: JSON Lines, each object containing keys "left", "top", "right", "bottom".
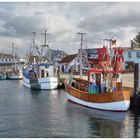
{"left": 0, "top": 80, "right": 140, "bottom": 138}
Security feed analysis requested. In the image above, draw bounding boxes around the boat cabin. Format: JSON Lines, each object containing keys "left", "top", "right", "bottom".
{"left": 87, "top": 69, "right": 122, "bottom": 94}
{"left": 33, "top": 63, "right": 55, "bottom": 78}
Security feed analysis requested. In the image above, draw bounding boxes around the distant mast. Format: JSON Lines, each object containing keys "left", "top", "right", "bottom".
{"left": 11, "top": 42, "right": 17, "bottom": 65}
{"left": 32, "top": 32, "right": 36, "bottom": 49}
{"left": 77, "top": 32, "right": 86, "bottom": 78}
{"left": 12, "top": 42, "right": 15, "bottom": 65}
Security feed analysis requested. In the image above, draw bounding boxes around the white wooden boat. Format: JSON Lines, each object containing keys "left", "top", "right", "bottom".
{"left": 7, "top": 67, "right": 23, "bottom": 80}
{"left": 23, "top": 63, "right": 58, "bottom": 90}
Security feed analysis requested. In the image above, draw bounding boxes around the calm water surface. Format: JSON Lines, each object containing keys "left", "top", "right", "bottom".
{"left": 0, "top": 80, "right": 140, "bottom": 138}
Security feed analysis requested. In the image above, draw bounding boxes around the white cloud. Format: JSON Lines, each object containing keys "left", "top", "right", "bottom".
{"left": 0, "top": 2, "right": 140, "bottom": 57}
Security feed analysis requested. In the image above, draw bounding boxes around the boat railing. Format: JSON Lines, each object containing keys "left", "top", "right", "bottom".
{"left": 70, "top": 76, "right": 124, "bottom": 94}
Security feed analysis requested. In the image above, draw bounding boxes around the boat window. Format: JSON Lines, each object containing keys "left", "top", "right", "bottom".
{"left": 128, "top": 52, "right": 132, "bottom": 59}
{"left": 41, "top": 69, "right": 45, "bottom": 78}
{"left": 96, "top": 73, "right": 101, "bottom": 85}
{"left": 136, "top": 52, "right": 140, "bottom": 58}
{"left": 91, "top": 74, "right": 95, "bottom": 79}
{"left": 103, "top": 74, "right": 107, "bottom": 81}
{"left": 46, "top": 71, "right": 49, "bottom": 77}
{"left": 116, "top": 73, "right": 119, "bottom": 78}
{"left": 45, "top": 65, "right": 49, "bottom": 68}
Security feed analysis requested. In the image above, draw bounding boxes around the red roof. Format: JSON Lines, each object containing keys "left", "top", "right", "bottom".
{"left": 59, "top": 54, "right": 77, "bottom": 64}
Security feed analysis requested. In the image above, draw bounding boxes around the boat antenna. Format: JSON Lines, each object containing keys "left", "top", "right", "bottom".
{"left": 77, "top": 32, "right": 86, "bottom": 78}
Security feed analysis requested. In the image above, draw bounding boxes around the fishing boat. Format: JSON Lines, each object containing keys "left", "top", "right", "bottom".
{"left": 65, "top": 36, "right": 131, "bottom": 112}
{"left": 6, "top": 43, "right": 23, "bottom": 80}
{"left": 65, "top": 69, "right": 130, "bottom": 111}
{"left": 7, "top": 67, "right": 23, "bottom": 80}
{"left": 23, "top": 30, "right": 58, "bottom": 90}
{"left": 23, "top": 62, "right": 58, "bottom": 90}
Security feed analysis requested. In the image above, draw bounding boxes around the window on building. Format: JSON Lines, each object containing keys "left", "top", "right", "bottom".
{"left": 136, "top": 52, "right": 140, "bottom": 58}
{"left": 77, "top": 59, "right": 80, "bottom": 63}
{"left": 128, "top": 52, "right": 132, "bottom": 59}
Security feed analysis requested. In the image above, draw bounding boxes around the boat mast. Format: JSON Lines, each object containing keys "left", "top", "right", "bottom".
{"left": 103, "top": 38, "right": 114, "bottom": 70}
{"left": 32, "top": 32, "right": 36, "bottom": 63}
{"left": 104, "top": 39, "right": 112, "bottom": 58}
{"left": 77, "top": 32, "right": 86, "bottom": 78}
{"left": 41, "top": 29, "right": 50, "bottom": 62}
{"left": 11, "top": 42, "right": 15, "bottom": 71}
{"left": 33, "top": 31, "right": 42, "bottom": 63}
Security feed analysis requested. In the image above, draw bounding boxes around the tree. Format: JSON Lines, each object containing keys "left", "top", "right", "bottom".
{"left": 131, "top": 32, "right": 140, "bottom": 48}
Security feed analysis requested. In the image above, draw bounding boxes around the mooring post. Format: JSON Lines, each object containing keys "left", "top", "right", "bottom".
{"left": 130, "top": 63, "right": 140, "bottom": 108}
{"left": 134, "top": 63, "right": 139, "bottom": 98}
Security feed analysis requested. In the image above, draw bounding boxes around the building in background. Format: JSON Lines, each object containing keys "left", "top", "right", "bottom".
{"left": 0, "top": 53, "right": 20, "bottom": 73}
{"left": 44, "top": 49, "right": 67, "bottom": 63}
{"left": 59, "top": 54, "right": 77, "bottom": 73}
{"left": 123, "top": 48, "right": 140, "bottom": 70}
{"left": 84, "top": 47, "right": 140, "bottom": 71}
{"left": 58, "top": 48, "right": 103, "bottom": 73}
{"left": 58, "top": 47, "right": 140, "bottom": 73}
{"left": 0, "top": 52, "right": 27, "bottom": 73}
{"left": 83, "top": 48, "right": 99, "bottom": 59}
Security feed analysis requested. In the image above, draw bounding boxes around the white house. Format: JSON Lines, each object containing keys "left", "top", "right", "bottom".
{"left": 59, "top": 54, "right": 78, "bottom": 73}
{"left": 58, "top": 53, "right": 100, "bottom": 73}
{"left": 123, "top": 48, "right": 140, "bottom": 70}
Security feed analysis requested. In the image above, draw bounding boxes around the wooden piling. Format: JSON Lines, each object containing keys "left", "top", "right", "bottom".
{"left": 134, "top": 63, "right": 139, "bottom": 97}
{"left": 130, "top": 63, "right": 140, "bottom": 108}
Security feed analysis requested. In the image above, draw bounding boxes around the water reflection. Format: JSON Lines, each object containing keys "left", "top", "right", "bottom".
{"left": 131, "top": 107, "right": 140, "bottom": 138}
{"left": 1, "top": 80, "right": 140, "bottom": 137}
{"left": 64, "top": 100, "right": 128, "bottom": 138}
{"left": 30, "top": 90, "right": 42, "bottom": 94}
{"left": 87, "top": 110, "right": 127, "bottom": 137}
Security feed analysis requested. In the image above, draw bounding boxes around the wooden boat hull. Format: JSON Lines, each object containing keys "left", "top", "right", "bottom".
{"left": 65, "top": 84, "right": 130, "bottom": 111}
{"left": 23, "top": 76, "right": 58, "bottom": 90}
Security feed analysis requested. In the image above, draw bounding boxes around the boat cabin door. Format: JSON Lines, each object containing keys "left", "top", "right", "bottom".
{"left": 41, "top": 69, "right": 45, "bottom": 78}
{"left": 96, "top": 73, "right": 101, "bottom": 85}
